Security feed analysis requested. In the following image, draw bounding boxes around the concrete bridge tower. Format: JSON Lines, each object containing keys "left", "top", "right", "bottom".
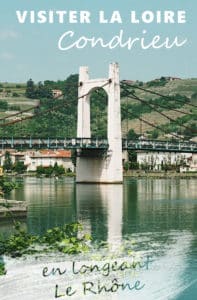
{"left": 76, "top": 62, "right": 123, "bottom": 183}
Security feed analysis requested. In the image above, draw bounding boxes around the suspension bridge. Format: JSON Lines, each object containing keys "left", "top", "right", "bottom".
{"left": 0, "top": 137, "right": 196, "bottom": 153}
{"left": 0, "top": 63, "right": 196, "bottom": 183}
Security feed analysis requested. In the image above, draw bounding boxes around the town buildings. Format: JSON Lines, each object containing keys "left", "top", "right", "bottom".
{"left": 0, "top": 149, "right": 196, "bottom": 173}
{"left": 137, "top": 151, "right": 197, "bottom": 172}
{"left": 0, "top": 149, "right": 74, "bottom": 172}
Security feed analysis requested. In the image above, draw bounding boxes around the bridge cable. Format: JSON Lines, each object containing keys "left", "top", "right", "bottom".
{"left": 121, "top": 81, "right": 197, "bottom": 109}
{"left": 121, "top": 106, "right": 186, "bottom": 140}
{"left": 121, "top": 88, "right": 194, "bottom": 117}
{"left": 0, "top": 83, "right": 70, "bottom": 122}
{"left": 0, "top": 80, "right": 111, "bottom": 127}
{"left": 120, "top": 86, "right": 197, "bottom": 134}
{"left": 0, "top": 105, "right": 40, "bottom": 121}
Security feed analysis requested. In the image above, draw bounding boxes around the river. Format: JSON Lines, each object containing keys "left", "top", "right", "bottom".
{"left": 0, "top": 177, "right": 197, "bottom": 300}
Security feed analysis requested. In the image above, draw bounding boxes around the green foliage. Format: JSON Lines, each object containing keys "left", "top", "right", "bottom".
{"left": 0, "top": 222, "right": 91, "bottom": 258}
{"left": 121, "top": 101, "right": 152, "bottom": 120}
{"left": 36, "top": 81, "right": 53, "bottom": 99}
{"left": 127, "top": 129, "right": 138, "bottom": 140}
{"left": 121, "top": 92, "right": 191, "bottom": 124}
{"left": 36, "top": 166, "right": 44, "bottom": 176}
{"left": 0, "top": 261, "right": 6, "bottom": 275}
{"left": 26, "top": 79, "right": 53, "bottom": 99}
{"left": 12, "top": 92, "right": 20, "bottom": 97}
{"left": 130, "top": 161, "right": 139, "bottom": 170}
{"left": 3, "top": 151, "right": 13, "bottom": 172}
{"left": 0, "top": 100, "right": 8, "bottom": 110}
{"left": 43, "top": 166, "right": 54, "bottom": 177}
{"left": 25, "top": 79, "right": 36, "bottom": 99}
{"left": 147, "top": 77, "right": 168, "bottom": 87}
{"left": 158, "top": 114, "right": 196, "bottom": 139}
{"left": 1, "top": 76, "right": 195, "bottom": 140}
{"left": 6, "top": 75, "right": 78, "bottom": 138}
{"left": 36, "top": 164, "right": 65, "bottom": 177}
{"left": 151, "top": 129, "right": 159, "bottom": 139}
{"left": 123, "top": 161, "right": 130, "bottom": 171}
{"left": 0, "top": 177, "right": 18, "bottom": 195}
{"left": 53, "top": 162, "right": 65, "bottom": 176}
{"left": 149, "top": 94, "right": 190, "bottom": 110}
{"left": 2, "top": 226, "right": 38, "bottom": 257}
{"left": 124, "top": 151, "right": 139, "bottom": 170}
{"left": 37, "top": 165, "right": 53, "bottom": 177}
{"left": 13, "top": 161, "right": 27, "bottom": 174}
{"left": 183, "top": 122, "right": 197, "bottom": 139}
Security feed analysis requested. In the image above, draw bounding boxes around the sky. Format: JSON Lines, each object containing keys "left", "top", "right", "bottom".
{"left": 0, "top": 0, "right": 196, "bottom": 82}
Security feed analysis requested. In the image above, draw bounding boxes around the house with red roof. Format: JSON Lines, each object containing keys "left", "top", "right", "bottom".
{"left": 24, "top": 149, "right": 74, "bottom": 172}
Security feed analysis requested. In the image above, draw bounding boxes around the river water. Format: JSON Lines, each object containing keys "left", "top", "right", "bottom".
{"left": 0, "top": 177, "right": 197, "bottom": 300}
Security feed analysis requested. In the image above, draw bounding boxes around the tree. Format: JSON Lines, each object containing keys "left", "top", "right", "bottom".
{"left": 128, "top": 150, "right": 139, "bottom": 170}
{"left": 25, "top": 79, "right": 36, "bottom": 99}
{"left": 36, "top": 81, "right": 53, "bottom": 99}
{"left": 3, "top": 151, "right": 13, "bottom": 172}
{"left": 54, "top": 163, "right": 65, "bottom": 176}
{"left": 127, "top": 129, "right": 138, "bottom": 140}
{"left": 151, "top": 129, "right": 159, "bottom": 139}
{"left": 13, "top": 161, "right": 27, "bottom": 174}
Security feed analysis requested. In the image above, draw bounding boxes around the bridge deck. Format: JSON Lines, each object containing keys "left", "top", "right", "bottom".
{"left": 0, "top": 138, "right": 196, "bottom": 153}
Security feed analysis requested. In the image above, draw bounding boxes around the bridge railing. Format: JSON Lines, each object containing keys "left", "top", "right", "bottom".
{"left": 0, "top": 138, "right": 196, "bottom": 153}
{"left": 0, "top": 138, "right": 109, "bottom": 150}
{"left": 123, "top": 139, "right": 197, "bottom": 153}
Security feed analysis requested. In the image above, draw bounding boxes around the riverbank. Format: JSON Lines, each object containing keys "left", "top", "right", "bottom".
{"left": 124, "top": 170, "right": 197, "bottom": 179}
{"left": 3, "top": 172, "right": 75, "bottom": 179}
{"left": 3, "top": 171, "right": 197, "bottom": 179}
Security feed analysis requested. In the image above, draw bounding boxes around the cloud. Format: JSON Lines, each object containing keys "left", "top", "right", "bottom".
{"left": 0, "top": 30, "right": 19, "bottom": 40}
{"left": 0, "top": 52, "right": 15, "bottom": 60}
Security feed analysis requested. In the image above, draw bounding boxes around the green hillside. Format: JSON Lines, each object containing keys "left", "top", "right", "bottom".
{"left": 0, "top": 77, "right": 196, "bottom": 140}
{"left": 121, "top": 78, "right": 197, "bottom": 139}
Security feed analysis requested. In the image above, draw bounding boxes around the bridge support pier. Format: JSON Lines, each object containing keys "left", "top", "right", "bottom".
{"left": 76, "top": 63, "right": 123, "bottom": 183}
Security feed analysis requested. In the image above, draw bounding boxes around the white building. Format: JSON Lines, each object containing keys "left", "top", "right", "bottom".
{"left": 0, "top": 149, "right": 74, "bottom": 172}
{"left": 137, "top": 151, "right": 196, "bottom": 172}
{"left": 24, "top": 150, "right": 74, "bottom": 172}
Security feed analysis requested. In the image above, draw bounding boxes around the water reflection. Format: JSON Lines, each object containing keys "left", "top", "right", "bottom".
{"left": 1, "top": 177, "right": 197, "bottom": 300}
{"left": 123, "top": 178, "right": 197, "bottom": 235}
{"left": 6, "top": 177, "right": 197, "bottom": 240}
{"left": 76, "top": 184, "right": 123, "bottom": 246}
{"left": 13, "top": 177, "right": 77, "bottom": 235}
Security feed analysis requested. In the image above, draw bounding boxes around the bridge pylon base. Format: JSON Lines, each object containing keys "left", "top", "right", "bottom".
{"left": 76, "top": 156, "right": 123, "bottom": 184}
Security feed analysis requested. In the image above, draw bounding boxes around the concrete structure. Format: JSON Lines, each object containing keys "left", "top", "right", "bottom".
{"left": 76, "top": 63, "right": 123, "bottom": 183}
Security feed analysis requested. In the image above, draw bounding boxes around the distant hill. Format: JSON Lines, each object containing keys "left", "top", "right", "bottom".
{"left": 0, "top": 77, "right": 196, "bottom": 140}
